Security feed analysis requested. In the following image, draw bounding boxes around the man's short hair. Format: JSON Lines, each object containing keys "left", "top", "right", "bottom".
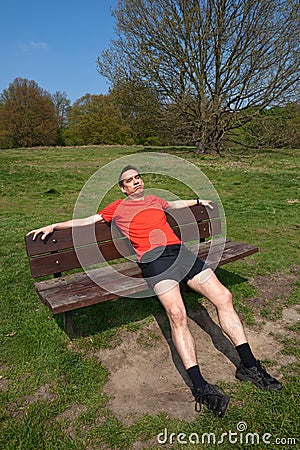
{"left": 118, "top": 165, "right": 140, "bottom": 186}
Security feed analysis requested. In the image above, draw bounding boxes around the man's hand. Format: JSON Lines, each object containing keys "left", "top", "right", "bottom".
{"left": 199, "top": 200, "right": 213, "bottom": 209}
{"left": 27, "top": 225, "right": 56, "bottom": 241}
{"left": 26, "top": 214, "right": 104, "bottom": 241}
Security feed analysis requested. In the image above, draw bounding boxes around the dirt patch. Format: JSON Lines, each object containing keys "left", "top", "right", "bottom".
{"left": 97, "top": 313, "right": 236, "bottom": 423}
{"left": 93, "top": 271, "right": 299, "bottom": 423}
{"left": 0, "top": 377, "right": 9, "bottom": 391}
{"left": 55, "top": 403, "right": 91, "bottom": 440}
{"left": 5, "top": 382, "right": 58, "bottom": 419}
{"left": 248, "top": 270, "right": 299, "bottom": 310}
{"left": 24, "top": 383, "right": 57, "bottom": 404}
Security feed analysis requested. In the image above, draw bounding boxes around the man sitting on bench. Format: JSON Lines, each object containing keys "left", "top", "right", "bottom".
{"left": 28, "top": 165, "right": 282, "bottom": 417}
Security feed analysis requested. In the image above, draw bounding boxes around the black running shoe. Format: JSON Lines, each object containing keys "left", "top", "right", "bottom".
{"left": 236, "top": 361, "right": 283, "bottom": 391}
{"left": 193, "top": 384, "right": 230, "bottom": 418}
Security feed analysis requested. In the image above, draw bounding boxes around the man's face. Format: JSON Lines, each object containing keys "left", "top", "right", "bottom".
{"left": 120, "top": 169, "right": 144, "bottom": 198}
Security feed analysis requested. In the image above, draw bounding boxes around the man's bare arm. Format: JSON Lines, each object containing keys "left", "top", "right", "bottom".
{"left": 167, "top": 199, "right": 213, "bottom": 210}
{"left": 27, "top": 214, "right": 104, "bottom": 241}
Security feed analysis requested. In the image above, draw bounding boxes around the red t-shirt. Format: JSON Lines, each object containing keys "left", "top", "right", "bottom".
{"left": 98, "top": 194, "right": 181, "bottom": 259}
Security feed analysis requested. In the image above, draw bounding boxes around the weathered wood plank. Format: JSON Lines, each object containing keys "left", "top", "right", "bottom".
{"left": 28, "top": 219, "right": 222, "bottom": 278}
{"left": 25, "top": 203, "right": 220, "bottom": 257}
{"left": 29, "top": 238, "right": 135, "bottom": 278}
{"left": 166, "top": 202, "right": 219, "bottom": 226}
{"left": 34, "top": 240, "right": 258, "bottom": 314}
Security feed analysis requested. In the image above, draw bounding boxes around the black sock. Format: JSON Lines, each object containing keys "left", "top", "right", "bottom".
{"left": 187, "top": 365, "right": 208, "bottom": 392}
{"left": 236, "top": 343, "right": 257, "bottom": 368}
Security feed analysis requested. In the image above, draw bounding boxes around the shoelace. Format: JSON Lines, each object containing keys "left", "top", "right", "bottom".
{"left": 194, "top": 394, "right": 202, "bottom": 412}
{"left": 256, "top": 361, "right": 274, "bottom": 381}
{"left": 194, "top": 390, "right": 224, "bottom": 413}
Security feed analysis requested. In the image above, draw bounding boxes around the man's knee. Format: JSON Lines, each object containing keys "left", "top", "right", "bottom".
{"left": 167, "top": 305, "right": 187, "bottom": 328}
{"left": 218, "top": 287, "right": 233, "bottom": 308}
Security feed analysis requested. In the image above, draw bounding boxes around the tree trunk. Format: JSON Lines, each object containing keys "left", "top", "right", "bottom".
{"left": 195, "top": 139, "right": 220, "bottom": 155}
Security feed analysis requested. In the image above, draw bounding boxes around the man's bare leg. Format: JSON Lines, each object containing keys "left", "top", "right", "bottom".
{"left": 187, "top": 268, "right": 282, "bottom": 391}
{"left": 154, "top": 279, "right": 230, "bottom": 417}
{"left": 154, "top": 279, "right": 197, "bottom": 369}
{"left": 187, "top": 268, "right": 247, "bottom": 346}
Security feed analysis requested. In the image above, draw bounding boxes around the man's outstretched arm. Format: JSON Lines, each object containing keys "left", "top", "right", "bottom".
{"left": 27, "top": 214, "right": 104, "bottom": 241}
{"left": 167, "top": 199, "right": 213, "bottom": 210}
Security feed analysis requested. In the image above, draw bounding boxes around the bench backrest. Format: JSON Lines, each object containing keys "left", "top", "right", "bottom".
{"left": 25, "top": 203, "right": 222, "bottom": 278}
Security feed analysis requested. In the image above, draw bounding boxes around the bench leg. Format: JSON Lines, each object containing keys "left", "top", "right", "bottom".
{"left": 64, "top": 311, "right": 74, "bottom": 337}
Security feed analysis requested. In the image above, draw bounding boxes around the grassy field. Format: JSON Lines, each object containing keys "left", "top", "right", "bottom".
{"left": 0, "top": 146, "right": 299, "bottom": 449}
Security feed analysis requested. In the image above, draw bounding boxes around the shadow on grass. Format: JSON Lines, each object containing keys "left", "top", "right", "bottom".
{"left": 154, "top": 304, "right": 241, "bottom": 390}
{"left": 54, "top": 267, "right": 243, "bottom": 386}
{"left": 55, "top": 267, "right": 247, "bottom": 336}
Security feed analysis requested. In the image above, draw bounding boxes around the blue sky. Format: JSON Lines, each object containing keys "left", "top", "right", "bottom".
{"left": 0, "top": 0, "right": 118, "bottom": 103}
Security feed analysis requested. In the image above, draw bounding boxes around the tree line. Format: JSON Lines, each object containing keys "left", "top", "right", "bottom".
{"left": 0, "top": 77, "right": 299, "bottom": 151}
{"left": 1, "top": 1, "right": 299, "bottom": 152}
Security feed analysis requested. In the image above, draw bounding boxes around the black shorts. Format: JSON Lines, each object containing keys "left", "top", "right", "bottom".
{"left": 139, "top": 244, "right": 206, "bottom": 289}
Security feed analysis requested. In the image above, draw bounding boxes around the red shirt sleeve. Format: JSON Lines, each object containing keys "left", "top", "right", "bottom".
{"left": 153, "top": 195, "right": 169, "bottom": 210}
{"left": 98, "top": 199, "right": 123, "bottom": 223}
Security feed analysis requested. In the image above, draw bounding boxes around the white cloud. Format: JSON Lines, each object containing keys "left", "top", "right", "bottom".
{"left": 20, "top": 41, "right": 49, "bottom": 52}
{"left": 30, "top": 41, "right": 48, "bottom": 49}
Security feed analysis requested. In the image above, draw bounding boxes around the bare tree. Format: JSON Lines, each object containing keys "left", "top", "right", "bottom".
{"left": 51, "top": 91, "right": 71, "bottom": 145}
{"left": 51, "top": 91, "right": 71, "bottom": 129}
{"left": 97, "top": 0, "right": 300, "bottom": 153}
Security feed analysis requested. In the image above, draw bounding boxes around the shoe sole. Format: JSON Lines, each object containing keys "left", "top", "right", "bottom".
{"left": 236, "top": 373, "right": 283, "bottom": 391}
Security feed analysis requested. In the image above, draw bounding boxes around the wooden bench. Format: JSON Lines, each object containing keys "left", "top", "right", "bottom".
{"left": 25, "top": 203, "right": 258, "bottom": 336}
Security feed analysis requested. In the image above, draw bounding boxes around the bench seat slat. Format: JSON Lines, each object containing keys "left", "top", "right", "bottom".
{"left": 210, "top": 241, "right": 259, "bottom": 265}
{"left": 36, "top": 273, "right": 150, "bottom": 314}
{"left": 34, "top": 241, "right": 258, "bottom": 314}
{"left": 195, "top": 240, "right": 259, "bottom": 264}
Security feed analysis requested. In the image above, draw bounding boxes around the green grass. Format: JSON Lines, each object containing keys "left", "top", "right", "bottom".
{"left": 0, "top": 146, "right": 299, "bottom": 449}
